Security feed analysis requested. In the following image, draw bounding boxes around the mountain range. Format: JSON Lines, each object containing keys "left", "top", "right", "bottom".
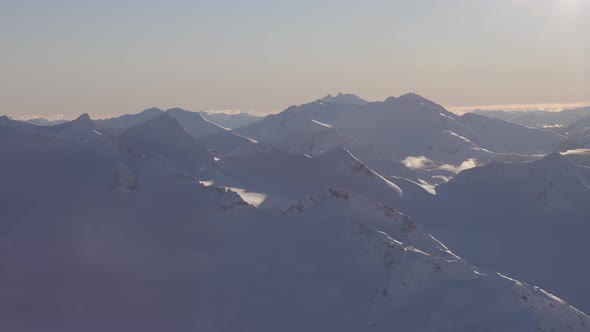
{"left": 2, "top": 93, "right": 590, "bottom": 331}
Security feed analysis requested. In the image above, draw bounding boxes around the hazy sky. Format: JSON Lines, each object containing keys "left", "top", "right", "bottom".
{"left": 1, "top": 0, "right": 588, "bottom": 118}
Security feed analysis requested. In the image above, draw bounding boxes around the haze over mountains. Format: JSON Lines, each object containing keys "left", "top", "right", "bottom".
{"left": 2, "top": 93, "right": 590, "bottom": 331}
{"left": 474, "top": 107, "right": 590, "bottom": 129}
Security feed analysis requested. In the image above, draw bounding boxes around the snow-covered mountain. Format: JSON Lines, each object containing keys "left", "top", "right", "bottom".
{"left": 510, "top": 107, "right": 590, "bottom": 129}
{"left": 97, "top": 107, "right": 229, "bottom": 139}
{"left": 474, "top": 107, "right": 590, "bottom": 129}
{"left": 263, "top": 129, "right": 419, "bottom": 181}
{"left": 212, "top": 145, "right": 414, "bottom": 209}
{"left": 239, "top": 93, "right": 562, "bottom": 169}
{"left": 165, "top": 108, "right": 226, "bottom": 137}
{"left": 457, "top": 113, "right": 565, "bottom": 154}
{"left": 419, "top": 153, "right": 590, "bottom": 312}
{"left": 116, "top": 113, "right": 215, "bottom": 176}
{"left": 3, "top": 93, "right": 590, "bottom": 330}
{"left": 200, "top": 189, "right": 589, "bottom": 332}
{"left": 233, "top": 105, "right": 332, "bottom": 142}
{"left": 1, "top": 113, "right": 105, "bottom": 142}
{"left": 97, "top": 107, "right": 165, "bottom": 128}
{"left": 0, "top": 124, "right": 587, "bottom": 330}
{"left": 200, "top": 111, "right": 263, "bottom": 129}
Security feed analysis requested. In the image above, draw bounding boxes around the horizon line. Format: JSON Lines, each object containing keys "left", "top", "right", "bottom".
{"left": 7, "top": 100, "right": 590, "bottom": 121}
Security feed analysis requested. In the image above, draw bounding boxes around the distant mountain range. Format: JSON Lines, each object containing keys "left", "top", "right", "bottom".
{"left": 200, "top": 111, "right": 263, "bottom": 129}
{"left": 474, "top": 106, "right": 590, "bottom": 129}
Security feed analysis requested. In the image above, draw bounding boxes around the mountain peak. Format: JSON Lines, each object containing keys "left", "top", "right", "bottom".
{"left": 51, "top": 113, "right": 95, "bottom": 131}
{"left": 97, "top": 108, "right": 165, "bottom": 129}
{"left": 398, "top": 92, "right": 429, "bottom": 103}
{"left": 395, "top": 92, "right": 455, "bottom": 116}
{"left": 166, "top": 107, "right": 206, "bottom": 120}
{"left": 321, "top": 93, "right": 368, "bottom": 106}
{"left": 166, "top": 107, "right": 190, "bottom": 113}
{"left": 396, "top": 92, "right": 441, "bottom": 107}
{"left": 319, "top": 146, "right": 361, "bottom": 163}
{"left": 165, "top": 108, "right": 225, "bottom": 137}
{"left": 118, "top": 113, "right": 191, "bottom": 141}
{"left": 143, "top": 107, "right": 165, "bottom": 115}
{"left": 118, "top": 113, "right": 213, "bottom": 173}
{"left": 74, "top": 113, "right": 91, "bottom": 122}
{"left": 166, "top": 108, "right": 212, "bottom": 124}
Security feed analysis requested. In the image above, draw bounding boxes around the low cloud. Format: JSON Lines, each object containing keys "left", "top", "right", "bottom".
{"left": 402, "top": 156, "right": 437, "bottom": 169}
{"left": 15, "top": 114, "right": 67, "bottom": 121}
{"left": 439, "top": 158, "right": 479, "bottom": 173}
{"left": 402, "top": 156, "right": 479, "bottom": 173}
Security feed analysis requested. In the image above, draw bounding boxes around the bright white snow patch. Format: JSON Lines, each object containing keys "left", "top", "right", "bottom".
{"left": 201, "top": 115, "right": 231, "bottom": 131}
{"left": 310, "top": 118, "right": 333, "bottom": 128}
{"left": 444, "top": 130, "right": 473, "bottom": 144}
{"left": 343, "top": 147, "right": 403, "bottom": 195}
{"left": 199, "top": 180, "right": 267, "bottom": 207}
{"left": 232, "top": 132, "right": 258, "bottom": 144}
{"left": 439, "top": 112, "right": 455, "bottom": 120}
{"left": 496, "top": 272, "right": 524, "bottom": 287}
{"left": 374, "top": 171, "right": 403, "bottom": 196}
{"left": 223, "top": 187, "right": 267, "bottom": 207}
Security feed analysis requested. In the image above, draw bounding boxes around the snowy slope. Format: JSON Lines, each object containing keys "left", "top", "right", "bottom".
{"left": 166, "top": 108, "right": 225, "bottom": 137}
{"left": 214, "top": 145, "right": 432, "bottom": 211}
{"left": 117, "top": 114, "right": 214, "bottom": 176}
{"left": 419, "top": 153, "right": 590, "bottom": 312}
{"left": 233, "top": 105, "right": 332, "bottom": 142}
{"left": 264, "top": 129, "right": 419, "bottom": 181}
{"left": 233, "top": 94, "right": 486, "bottom": 167}
{"left": 0, "top": 125, "right": 588, "bottom": 331}
{"left": 458, "top": 113, "right": 565, "bottom": 154}
{"left": 0, "top": 129, "right": 587, "bottom": 330}
{"left": 198, "top": 130, "right": 256, "bottom": 156}
{"left": 301, "top": 94, "right": 564, "bottom": 164}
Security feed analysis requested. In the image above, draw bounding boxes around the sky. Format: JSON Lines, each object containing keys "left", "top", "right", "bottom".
{"left": 1, "top": 0, "right": 589, "bottom": 119}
